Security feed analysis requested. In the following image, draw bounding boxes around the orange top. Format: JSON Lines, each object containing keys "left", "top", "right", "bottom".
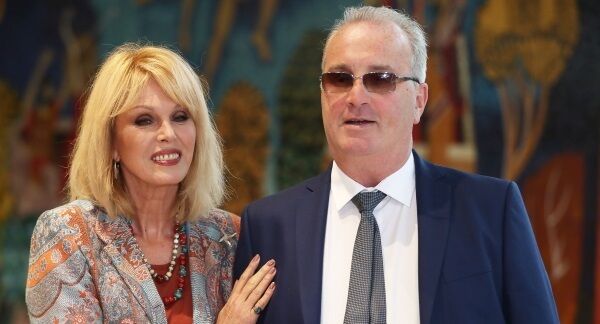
{"left": 153, "top": 261, "right": 193, "bottom": 324}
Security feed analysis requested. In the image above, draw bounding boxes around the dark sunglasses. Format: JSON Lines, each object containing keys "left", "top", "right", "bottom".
{"left": 320, "top": 71, "right": 420, "bottom": 94}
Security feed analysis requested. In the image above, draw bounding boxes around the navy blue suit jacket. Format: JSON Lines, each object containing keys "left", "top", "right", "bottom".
{"left": 234, "top": 153, "right": 558, "bottom": 323}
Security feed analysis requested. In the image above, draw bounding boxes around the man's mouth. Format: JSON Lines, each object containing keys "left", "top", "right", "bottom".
{"left": 345, "top": 119, "right": 374, "bottom": 126}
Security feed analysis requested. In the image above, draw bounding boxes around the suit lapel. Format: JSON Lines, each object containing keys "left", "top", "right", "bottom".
{"left": 95, "top": 213, "right": 165, "bottom": 322}
{"left": 295, "top": 169, "right": 332, "bottom": 324}
{"left": 291, "top": 155, "right": 451, "bottom": 323}
{"left": 414, "top": 152, "right": 451, "bottom": 324}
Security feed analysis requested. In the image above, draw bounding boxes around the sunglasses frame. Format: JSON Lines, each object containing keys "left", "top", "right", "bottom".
{"left": 319, "top": 71, "right": 421, "bottom": 94}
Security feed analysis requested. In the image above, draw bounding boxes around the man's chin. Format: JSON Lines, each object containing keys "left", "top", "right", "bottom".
{"left": 331, "top": 142, "right": 378, "bottom": 159}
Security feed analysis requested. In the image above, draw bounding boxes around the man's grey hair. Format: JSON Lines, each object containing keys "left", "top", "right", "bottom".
{"left": 323, "top": 6, "right": 428, "bottom": 82}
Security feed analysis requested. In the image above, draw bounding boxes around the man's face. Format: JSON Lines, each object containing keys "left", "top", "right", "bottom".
{"left": 321, "top": 21, "right": 428, "bottom": 163}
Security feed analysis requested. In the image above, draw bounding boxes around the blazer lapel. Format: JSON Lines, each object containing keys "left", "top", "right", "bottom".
{"left": 414, "top": 152, "right": 451, "bottom": 324}
{"left": 295, "top": 169, "right": 332, "bottom": 324}
{"left": 187, "top": 221, "right": 225, "bottom": 323}
{"left": 94, "top": 213, "right": 165, "bottom": 322}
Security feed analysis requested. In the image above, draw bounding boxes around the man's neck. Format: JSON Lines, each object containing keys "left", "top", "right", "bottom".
{"left": 334, "top": 149, "right": 412, "bottom": 187}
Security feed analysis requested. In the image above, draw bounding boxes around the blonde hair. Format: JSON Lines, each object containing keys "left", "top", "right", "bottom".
{"left": 323, "top": 6, "right": 428, "bottom": 82}
{"left": 69, "top": 43, "right": 225, "bottom": 219}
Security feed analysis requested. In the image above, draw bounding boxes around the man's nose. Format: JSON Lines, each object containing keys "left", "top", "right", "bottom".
{"left": 345, "top": 78, "right": 370, "bottom": 107}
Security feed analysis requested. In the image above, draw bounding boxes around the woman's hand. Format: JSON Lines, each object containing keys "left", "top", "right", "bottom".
{"left": 217, "top": 255, "right": 276, "bottom": 324}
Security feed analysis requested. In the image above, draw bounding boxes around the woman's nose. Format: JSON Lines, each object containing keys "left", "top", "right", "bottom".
{"left": 157, "top": 122, "right": 176, "bottom": 142}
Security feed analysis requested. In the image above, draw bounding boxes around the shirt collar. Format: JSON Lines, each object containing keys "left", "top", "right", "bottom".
{"left": 330, "top": 152, "right": 416, "bottom": 213}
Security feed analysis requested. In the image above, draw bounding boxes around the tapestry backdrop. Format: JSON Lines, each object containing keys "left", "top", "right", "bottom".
{"left": 0, "top": 0, "right": 598, "bottom": 323}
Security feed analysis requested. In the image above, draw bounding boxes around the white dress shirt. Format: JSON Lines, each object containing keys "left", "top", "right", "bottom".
{"left": 320, "top": 153, "right": 420, "bottom": 324}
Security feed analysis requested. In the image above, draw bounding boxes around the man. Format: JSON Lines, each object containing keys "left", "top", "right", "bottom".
{"left": 234, "top": 6, "right": 558, "bottom": 324}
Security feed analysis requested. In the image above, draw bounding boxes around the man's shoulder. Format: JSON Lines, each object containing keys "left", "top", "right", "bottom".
{"left": 420, "top": 157, "right": 511, "bottom": 189}
{"left": 247, "top": 170, "right": 330, "bottom": 210}
{"left": 419, "top": 159, "right": 518, "bottom": 206}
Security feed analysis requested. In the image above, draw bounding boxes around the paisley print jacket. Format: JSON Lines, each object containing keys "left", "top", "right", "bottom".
{"left": 26, "top": 199, "right": 240, "bottom": 323}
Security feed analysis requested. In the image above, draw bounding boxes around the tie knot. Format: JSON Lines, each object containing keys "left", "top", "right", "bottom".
{"left": 351, "top": 191, "right": 387, "bottom": 214}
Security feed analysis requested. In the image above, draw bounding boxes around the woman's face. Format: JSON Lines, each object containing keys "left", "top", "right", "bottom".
{"left": 113, "top": 79, "right": 196, "bottom": 192}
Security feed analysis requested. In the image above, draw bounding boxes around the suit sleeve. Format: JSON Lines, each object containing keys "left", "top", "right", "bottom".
{"left": 26, "top": 207, "right": 102, "bottom": 323}
{"left": 503, "top": 182, "right": 559, "bottom": 323}
{"left": 233, "top": 206, "right": 254, "bottom": 280}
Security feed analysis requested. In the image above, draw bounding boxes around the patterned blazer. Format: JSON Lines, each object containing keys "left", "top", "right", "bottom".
{"left": 26, "top": 199, "right": 240, "bottom": 323}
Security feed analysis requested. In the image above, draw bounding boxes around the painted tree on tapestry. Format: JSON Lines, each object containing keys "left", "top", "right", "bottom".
{"left": 475, "top": 0, "right": 579, "bottom": 180}
{"left": 0, "top": 80, "right": 18, "bottom": 223}
{"left": 277, "top": 30, "right": 327, "bottom": 189}
{"left": 473, "top": 1, "right": 596, "bottom": 323}
{"left": 0, "top": 1, "right": 98, "bottom": 320}
{"left": 216, "top": 82, "right": 270, "bottom": 215}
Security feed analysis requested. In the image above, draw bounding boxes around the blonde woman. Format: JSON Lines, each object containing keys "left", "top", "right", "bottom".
{"left": 26, "top": 44, "right": 275, "bottom": 323}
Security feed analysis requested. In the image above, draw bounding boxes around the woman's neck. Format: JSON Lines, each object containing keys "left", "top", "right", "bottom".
{"left": 126, "top": 183, "right": 179, "bottom": 241}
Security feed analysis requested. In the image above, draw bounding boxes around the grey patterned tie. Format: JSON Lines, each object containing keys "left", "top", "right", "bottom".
{"left": 344, "top": 190, "right": 387, "bottom": 324}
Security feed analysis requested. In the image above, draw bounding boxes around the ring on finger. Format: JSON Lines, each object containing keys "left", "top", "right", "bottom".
{"left": 253, "top": 306, "right": 263, "bottom": 314}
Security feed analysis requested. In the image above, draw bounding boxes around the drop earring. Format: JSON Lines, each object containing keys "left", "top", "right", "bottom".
{"left": 113, "top": 160, "right": 120, "bottom": 180}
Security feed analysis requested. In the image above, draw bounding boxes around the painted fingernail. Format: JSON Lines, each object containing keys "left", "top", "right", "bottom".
{"left": 267, "top": 259, "right": 275, "bottom": 266}
{"left": 269, "top": 282, "right": 276, "bottom": 290}
{"left": 253, "top": 254, "right": 260, "bottom": 262}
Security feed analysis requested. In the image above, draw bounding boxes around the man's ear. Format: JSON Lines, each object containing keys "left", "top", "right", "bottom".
{"left": 413, "top": 82, "right": 428, "bottom": 124}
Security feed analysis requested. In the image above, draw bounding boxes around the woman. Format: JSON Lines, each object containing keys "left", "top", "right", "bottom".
{"left": 25, "top": 44, "right": 275, "bottom": 323}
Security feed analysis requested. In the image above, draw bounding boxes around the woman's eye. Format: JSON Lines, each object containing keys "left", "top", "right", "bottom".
{"left": 134, "top": 116, "right": 153, "bottom": 126}
{"left": 173, "top": 112, "right": 190, "bottom": 123}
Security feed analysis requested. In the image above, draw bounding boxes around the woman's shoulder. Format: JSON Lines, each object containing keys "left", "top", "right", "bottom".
{"left": 28, "top": 200, "right": 99, "bottom": 280}
{"left": 36, "top": 199, "right": 98, "bottom": 225}
{"left": 27, "top": 200, "right": 106, "bottom": 321}
{"left": 209, "top": 209, "right": 240, "bottom": 235}
{"left": 188, "top": 208, "right": 240, "bottom": 243}
{"left": 31, "top": 200, "right": 100, "bottom": 245}
{"left": 48, "top": 199, "right": 96, "bottom": 213}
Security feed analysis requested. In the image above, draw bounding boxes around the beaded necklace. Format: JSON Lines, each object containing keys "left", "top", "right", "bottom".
{"left": 130, "top": 221, "right": 188, "bottom": 305}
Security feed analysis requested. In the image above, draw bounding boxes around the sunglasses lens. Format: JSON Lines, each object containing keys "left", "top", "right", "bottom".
{"left": 321, "top": 73, "right": 354, "bottom": 93}
{"left": 363, "top": 72, "right": 396, "bottom": 93}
